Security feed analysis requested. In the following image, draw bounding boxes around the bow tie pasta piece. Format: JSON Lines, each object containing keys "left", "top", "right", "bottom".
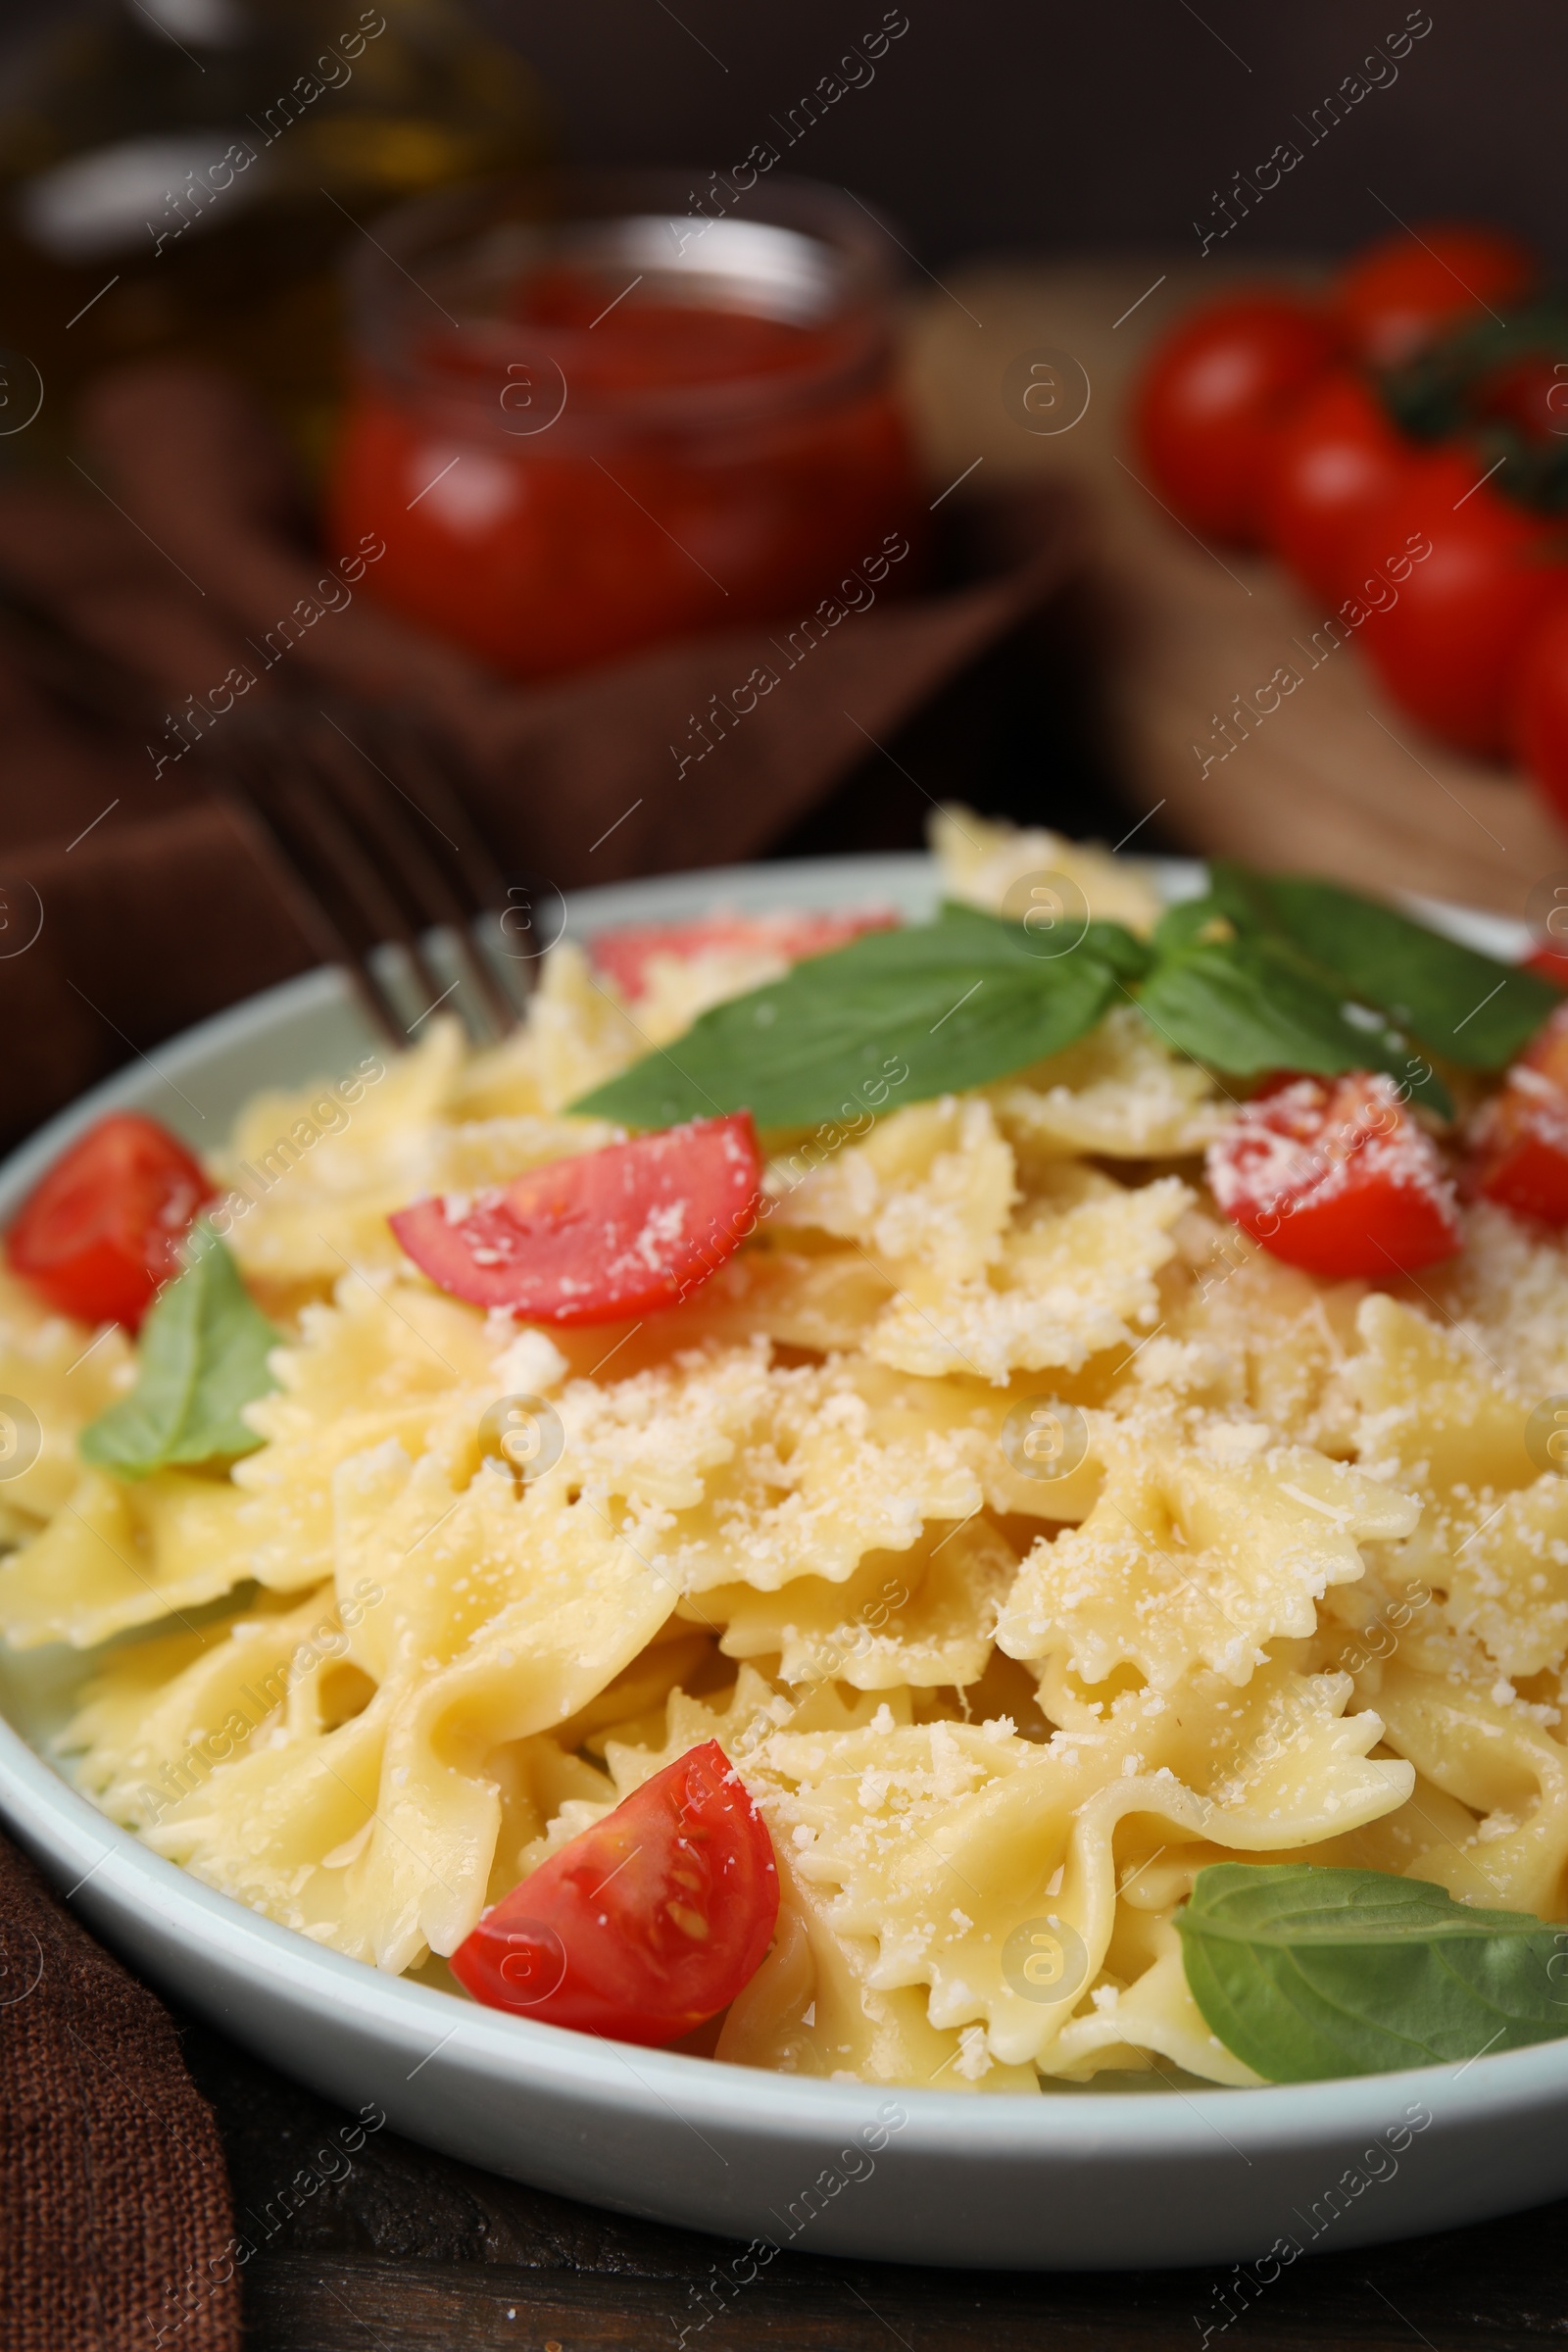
{"left": 1352, "top": 1293, "right": 1541, "bottom": 1508}
{"left": 1347, "top": 1293, "right": 1568, "bottom": 1687}
{"left": 248, "top": 1275, "right": 496, "bottom": 1443}
{"left": 218, "top": 1021, "right": 461, "bottom": 1290}
{"left": 931, "top": 804, "right": 1162, "bottom": 937}
{"left": 989, "top": 1004, "right": 1228, "bottom": 1165}
{"left": 0, "top": 1269, "right": 134, "bottom": 1532}
{"left": 131, "top": 1451, "right": 673, "bottom": 1970}
{"left": 1151, "top": 1222, "right": 1365, "bottom": 1451}
{"left": 1373, "top": 1654, "right": 1568, "bottom": 1918}
{"left": 870, "top": 1176, "right": 1191, "bottom": 1384}
{"left": 717, "top": 1841, "right": 1040, "bottom": 2093}
{"left": 770, "top": 1099, "right": 1017, "bottom": 1285}
{"left": 997, "top": 1429, "right": 1418, "bottom": 1692}
{"left": 559, "top": 1347, "right": 981, "bottom": 1593}
{"left": 1442, "top": 1479, "right": 1568, "bottom": 1680}
{"left": 61, "top": 1582, "right": 355, "bottom": 1829}
{"left": 450, "top": 940, "right": 645, "bottom": 1119}
{"left": 695, "top": 1515, "right": 1019, "bottom": 1690}
{"left": 750, "top": 1657, "right": 1406, "bottom": 2081}
{"left": 765, "top": 1097, "right": 1191, "bottom": 1384}
{"left": 0, "top": 1466, "right": 257, "bottom": 1648}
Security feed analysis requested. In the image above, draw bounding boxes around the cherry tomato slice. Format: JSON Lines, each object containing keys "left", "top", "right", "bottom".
{"left": 1330, "top": 223, "right": 1538, "bottom": 368}
{"left": 1133, "top": 293, "right": 1340, "bottom": 545}
{"left": 591, "top": 908, "right": 896, "bottom": 1003}
{"left": 1351, "top": 449, "right": 1568, "bottom": 757}
{"left": 5, "top": 1112, "right": 213, "bottom": 1329}
{"left": 1468, "top": 1003, "right": 1568, "bottom": 1226}
{"left": 451, "top": 1740, "right": 779, "bottom": 2046}
{"left": 1205, "top": 1072, "right": 1461, "bottom": 1279}
{"left": 390, "top": 1112, "right": 763, "bottom": 1323}
{"left": 1262, "top": 370, "right": 1413, "bottom": 605}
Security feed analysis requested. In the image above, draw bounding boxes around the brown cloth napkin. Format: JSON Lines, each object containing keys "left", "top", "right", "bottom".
{"left": 0, "top": 1830, "right": 240, "bottom": 2352}
{"left": 0, "top": 361, "right": 1083, "bottom": 1148}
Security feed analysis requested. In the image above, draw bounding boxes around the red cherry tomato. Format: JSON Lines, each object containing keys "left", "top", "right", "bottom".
{"left": 1525, "top": 946, "right": 1568, "bottom": 988}
{"left": 390, "top": 1112, "right": 763, "bottom": 1323}
{"left": 1350, "top": 449, "right": 1568, "bottom": 756}
{"left": 1331, "top": 224, "right": 1538, "bottom": 369}
{"left": 1205, "top": 1072, "right": 1460, "bottom": 1278}
{"left": 1134, "top": 294, "right": 1339, "bottom": 545}
{"left": 1467, "top": 1004, "right": 1568, "bottom": 1226}
{"left": 451, "top": 1740, "right": 779, "bottom": 2046}
{"left": 5, "top": 1112, "right": 213, "bottom": 1329}
{"left": 1511, "top": 603, "right": 1568, "bottom": 828}
{"left": 1262, "top": 371, "right": 1414, "bottom": 605}
{"left": 1468, "top": 353, "right": 1568, "bottom": 448}
{"left": 591, "top": 908, "right": 896, "bottom": 1003}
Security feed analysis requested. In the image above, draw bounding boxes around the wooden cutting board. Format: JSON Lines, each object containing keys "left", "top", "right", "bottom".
{"left": 900, "top": 256, "right": 1568, "bottom": 920}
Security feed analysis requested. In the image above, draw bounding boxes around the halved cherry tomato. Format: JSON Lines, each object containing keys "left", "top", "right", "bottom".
{"left": 1331, "top": 224, "right": 1538, "bottom": 369}
{"left": 1205, "top": 1072, "right": 1461, "bottom": 1278}
{"left": 451, "top": 1740, "right": 778, "bottom": 2046}
{"left": 5, "top": 1112, "right": 213, "bottom": 1328}
{"left": 1134, "top": 293, "right": 1340, "bottom": 544}
{"left": 591, "top": 908, "right": 896, "bottom": 1003}
{"left": 1467, "top": 1003, "right": 1568, "bottom": 1225}
{"left": 1512, "top": 603, "right": 1568, "bottom": 828}
{"left": 390, "top": 1112, "right": 763, "bottom": 1323}
{"left": 1350, "top": 449, "right": 1568, "bottom": 756}
{"left": 1262, "top": 371, "right": 1414, "bottom": 605}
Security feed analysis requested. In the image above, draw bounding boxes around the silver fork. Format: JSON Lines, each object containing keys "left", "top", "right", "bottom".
{"left": 210, "top": 701, "right": 527, "bottom": 1049}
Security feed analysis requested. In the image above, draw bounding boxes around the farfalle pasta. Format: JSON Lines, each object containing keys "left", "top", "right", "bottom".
{"left": 5, "top": 809, "right": 1568, "bottom": 2094}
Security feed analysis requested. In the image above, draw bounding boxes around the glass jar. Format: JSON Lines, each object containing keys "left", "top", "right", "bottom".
{"left": 326, "top": 170, "right": 926, "bottom": 678}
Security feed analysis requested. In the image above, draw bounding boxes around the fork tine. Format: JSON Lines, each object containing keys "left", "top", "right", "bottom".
{"left": 312, "top": 707, "right": 519, "bottom": 1037}
{"left": 220, "top": 715, "right": 458, "bottom": 1037}
{"left": 208, "top": 747, "right": 406, "bottom": 1048}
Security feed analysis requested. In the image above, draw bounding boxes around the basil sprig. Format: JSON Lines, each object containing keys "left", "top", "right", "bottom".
{"left": 80, "top": 1227, "right": 279, "bottom": 1480}
{"left": 1177, "top": 1863, "right": 1568, "bottom": 2082}
{"left": 575, "top": 905, "right": 1134, "bottom": 1131}
{"left": 1203, "top": 863, "right": 1560, "bottom": 1074}
{"left": 572, "top": 873, "right": 1560, "bottom": 1132}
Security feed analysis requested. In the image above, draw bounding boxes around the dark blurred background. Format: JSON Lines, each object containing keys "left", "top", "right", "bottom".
{"left": 4, "top": 1, "right": 1560, "bottom": 271}
{"left": 487, "top": 0, "right": 1560, "bottom": 271}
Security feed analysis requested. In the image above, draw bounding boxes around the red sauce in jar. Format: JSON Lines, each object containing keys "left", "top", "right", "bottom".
{"left": 329, "top": 241, "right": 924, "bottom": 679}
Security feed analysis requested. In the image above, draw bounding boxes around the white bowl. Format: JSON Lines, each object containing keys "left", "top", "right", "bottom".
{"left": 0, "top": 850, "right": 1560, "bottom": 2272}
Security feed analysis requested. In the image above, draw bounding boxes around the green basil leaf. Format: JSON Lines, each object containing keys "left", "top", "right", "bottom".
{"left": 79, "top": 1227, "right": 279, "bottom": 1480}
{"left": 1177, "top": 1862, "right": 1568, "bottom": 2082}
{"left": 572, "top": 908, "right": 1123, "bottom": 1130}
{"left": 1211, "top": 863, "right": 1561, "bottom": 1070}
{"left": 1138, "top": 935, "right": 1452, "bottom": 1115}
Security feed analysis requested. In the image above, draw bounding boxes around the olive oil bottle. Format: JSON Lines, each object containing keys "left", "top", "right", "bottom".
{"left": 0, "top": 0, "right": 549, "bottom": 468}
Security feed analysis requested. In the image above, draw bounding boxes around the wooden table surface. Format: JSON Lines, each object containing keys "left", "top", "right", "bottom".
{"left": 179, "top": 2009, "right": 1568, "bottom": 2351}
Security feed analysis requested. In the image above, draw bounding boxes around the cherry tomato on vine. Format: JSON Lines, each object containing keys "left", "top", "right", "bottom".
{"left": 1205, "top": 1072, "right": 1461, "bottom": 1279}
{"left": 1262, "top": 370, "right": 1415, "bottom": 605}
{"left": 5, "top": 1112, "right": 213, "bottom": 1328}
{"left": 1467, "top": 1003, "right": 1568, "bottom": 1226}
{"left": 390, "top": 1112, "right": 763, "bottom": 1322}
{"left": 1331, "top": 224, "right": 1538, "bottom": 369}
{"left": 1350, "top": 449, "right": 1568, "bottom": 756}
{"left": 451, "top": 1740, "right": 778, "bottom": 2046}
{"left": 1133, "top": 294, "right": 1339, "bottom": 544}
